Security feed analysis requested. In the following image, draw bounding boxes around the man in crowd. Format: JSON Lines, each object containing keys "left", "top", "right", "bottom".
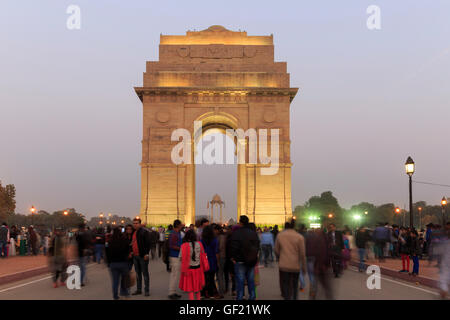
{"left": 168, "top": 219, "right": 183, "bottom": 300}
{"left": 260, "top": 227, "right": 274, "bottom": 267}
{"left": 149, "top": 227, "right": 158, "bottom": 260}
{"left": 372, "top": 222, "right": 390, "bottom": 262}
{"left": 75, "top": 223, "right": 92, "bottom": 286}
{"left": 197, "top": 218, "right": 209, "bottom": 240}
{"left": 131, "top": 218, "right": 151, "bottom": 296}
{"left": 327, "top": 223, "right": 344, "bottom": 278}
{"left": 275, "top": 220, "right": 306, "bottom": 300}
{"left": 0, "top": 222, "right": 9, "bottom": 258}
{"left": 230, "top": 215, "right": 260, "bottom": 300}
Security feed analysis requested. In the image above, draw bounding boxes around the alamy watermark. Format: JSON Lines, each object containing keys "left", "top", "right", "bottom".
{"left": 171, "top": 121, "right": 280, "bottom": 175}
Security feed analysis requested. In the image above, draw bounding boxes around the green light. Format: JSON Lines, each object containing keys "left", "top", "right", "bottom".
{"left": 353, "top": 214, "right": 361, "bottom": 220}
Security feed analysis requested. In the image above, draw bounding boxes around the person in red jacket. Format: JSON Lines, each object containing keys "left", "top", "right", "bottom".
{"left": 179, "top": 229, "right": 208, "bottom": 300}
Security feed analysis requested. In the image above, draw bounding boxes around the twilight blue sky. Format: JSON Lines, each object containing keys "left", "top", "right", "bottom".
{"left": 1, "top": 1, "right": 449, "bottom": 219}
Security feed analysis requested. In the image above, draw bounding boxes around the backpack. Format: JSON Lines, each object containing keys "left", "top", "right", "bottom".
{"left": 242, "top": 230, "right": 259, "bottom": 267}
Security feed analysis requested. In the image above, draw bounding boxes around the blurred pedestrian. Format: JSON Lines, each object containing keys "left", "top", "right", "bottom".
{"left": 327, "top": 224, "right": 344, "bottom": 278}
{"left": 261, "top": 227, "right": 274, "bottom": 267}
{"left": 48, "top": 228, "right": 68, "bottom": 288}
{"left": 149, "top": 227, "right": 158, "bottom": 260}
{"left": 201, "top": 225, "right": 220, "bottom": 299}
{"left": 355, "top": 226, "right": 371, "bottom": 272}
{"left": 439, "top": 222, "right": 450, "bottom": 299}
{"left": 215, "top": 224, "right": 227, "bottom": 297}
{"left": 275, "top": 220, "right": 306, "bottom": 300}
{"left": 0, "top": 222, "right": 9, "bottom": 258}
{"left": 75, "top": 223, "right": 91, "bottom": 286}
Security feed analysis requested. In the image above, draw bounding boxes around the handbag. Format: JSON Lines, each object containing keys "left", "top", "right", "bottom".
{"left": 200, "top": 242, "right": 210, "bottom": 272}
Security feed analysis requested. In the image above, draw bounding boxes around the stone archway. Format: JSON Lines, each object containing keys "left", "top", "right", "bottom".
{"left": 135, "top": 26, "right": 298, "bottom": 226}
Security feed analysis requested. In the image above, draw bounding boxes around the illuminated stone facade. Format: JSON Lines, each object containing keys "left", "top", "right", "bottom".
{"left": 135, "top": 26, "right": 298, "bottom": 226}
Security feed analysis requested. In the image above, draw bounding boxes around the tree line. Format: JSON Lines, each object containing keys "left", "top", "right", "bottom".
{"left": 294, "top": 191, "right": 448, "bottom": 230}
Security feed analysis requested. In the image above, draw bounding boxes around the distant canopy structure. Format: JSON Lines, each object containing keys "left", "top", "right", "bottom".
{"left": 207, "top": 194, "right": 225, "bottom": 224}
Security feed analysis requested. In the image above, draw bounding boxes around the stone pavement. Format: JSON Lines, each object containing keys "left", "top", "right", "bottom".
{"left": 350, "top": 252, "right": 440, "bottom": 288}
{"left": 0, "top": 245, "right": 78, "bottom": 285}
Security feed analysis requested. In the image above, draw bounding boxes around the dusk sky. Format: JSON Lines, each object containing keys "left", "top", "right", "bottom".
{"left": 1, "top": 1, "right": 449, "bottom": 220}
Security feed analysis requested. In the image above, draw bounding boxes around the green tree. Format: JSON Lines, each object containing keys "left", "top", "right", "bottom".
{"left": 0, "top": 181, "right": 16, "bottom": 222}
{"left": 303, "top": 191, "right": 344, "bottom": 228}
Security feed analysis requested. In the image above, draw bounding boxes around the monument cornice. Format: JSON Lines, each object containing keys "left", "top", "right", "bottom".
{"left": 135, "top": 86, "right": 298, "bottom": 103}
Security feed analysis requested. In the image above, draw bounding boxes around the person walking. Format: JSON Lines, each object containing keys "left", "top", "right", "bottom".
{"left": 48, "top": 228, "right": 68, "bottom": 288}
{"left": 355, "top": 226, "right": 371, "bottom": 272}
{"left": 260, "top": 227, "right": 274, "bottom": 267}
{"left": 274, "top": 220, "right": 306, "bottom": 300}
{"left": 309, "top": 228, "right": 333, "bottom": 300}
{"left": 75, "top": 224, "right": 91, "bottom": 286}
{"left": 179, "top": 229, "right": 208, "bottom": 300}
{"left": 94, "top": 228, "right": 105, "bottom": 264}
{"left": 215, "top": 224, "right": 227, "bottom": 297}
{"left": 372, "top": 223, "right": 389, "bottom": 262}
{"left": 148, "top": 227, "right": 158, "bottom": 260}
{"left": 168, "top": 219, "right": 183, "bottom": 300}
{"left": 197, "top": 218, "right": 209, "bottom": 240}
{"left": 0, "top": 222, "right": 9, "bottom": 258}
{"left": 131, "top": 218, "right": 151, "bottom": 296}
{"left": 327, "top": 223, "right": 344, "bottom": 278}
{"left": 201, "top": 225, "right": 221, "bottom": 299}
{"left": 224, "top": 225, "right": 237, "bottom": 296}
{"left": 105, "top": 227, "right": 130, "bottom": 300}
{"left": 438, "top": 222, "right": 450, "bottom": 299}
{"left": 158, "top": 227, "right": 165, "bottom": 258}
{"left": 230, "top": 215, "right": 260, "bottom": 300}
{"left": 28, "top": 226, "right": 38, "bottom": 256}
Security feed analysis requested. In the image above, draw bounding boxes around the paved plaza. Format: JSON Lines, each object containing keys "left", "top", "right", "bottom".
{"left": 0, "top": 258, "right": 440, "bottom": 300}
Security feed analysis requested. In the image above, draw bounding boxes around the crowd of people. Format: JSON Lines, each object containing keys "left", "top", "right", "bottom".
{"left": 0, "top": 222, "right": 51, "bottom": 257}
{"left": 2, "top": 218, "right": 449, "bottom": 300}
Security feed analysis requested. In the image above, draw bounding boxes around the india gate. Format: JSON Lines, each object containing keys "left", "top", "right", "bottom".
{"left": 134, "top": 26, "right": 298, "bottom": 226}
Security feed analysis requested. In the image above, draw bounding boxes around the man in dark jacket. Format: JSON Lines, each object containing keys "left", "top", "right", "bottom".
{"left": 230, "top": 215, "right": 260, "bottom": 300}
{"left": 355, "top": 226, "right": 371, "bottom": 272}
{"left": 372, "top": 223, "right": 390, "bottom": 261}
{"left": 327, "top": 223, "right": 344, "bottom": 278}
{"left": 75, "top": 224, "right": 91, "bottom": 286}
{"left": 131, "top": 218, "right": 151, "bottom": 296}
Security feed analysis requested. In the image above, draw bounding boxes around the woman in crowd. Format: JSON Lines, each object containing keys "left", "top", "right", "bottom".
{"left": 105, "top": 227, "right": 130, "bottom": 300}
{"left": 179, "top": 229, "right": 208, "bottom": 300}
{"left": 200, "top": 225, "right": 220, "bottom": 299}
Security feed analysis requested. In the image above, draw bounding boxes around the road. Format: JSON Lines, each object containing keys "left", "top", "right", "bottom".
{"left": 0, "top": 258, "right": 441, "bottom": 300}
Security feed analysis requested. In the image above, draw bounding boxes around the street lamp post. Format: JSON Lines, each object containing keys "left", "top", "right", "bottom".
{"left": 442, "top": 197, "right": 447, "bottom": 226}
{"left": 418, "top": 207, "right": 422, "bottom": 231}
{"left": 63, "top": 210, "right": 68, "bottom": 230}
{"left": 30, "top": 206, "right": 36, "bottom": 226}
{"left": 405, "top": 157, "right": 415, "bottom": 229}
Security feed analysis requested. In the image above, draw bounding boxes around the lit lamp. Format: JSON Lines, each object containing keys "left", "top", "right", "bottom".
{"left": 63, "top": 210, "right": 68, "bottom": 230}
{"left": 442, "top": 197, "right": 448, "bottom": 225}
{"left": 364, "top": 211, "right": 368, "bottom": 215}
{"left": 418, "top": 207, "right": 422, "bottom": 230}
{"left": 30, "top": 206, "right": 36, "bottom": 226}
{"left": 405, "top": 157, "right": 415, "bottom": 228}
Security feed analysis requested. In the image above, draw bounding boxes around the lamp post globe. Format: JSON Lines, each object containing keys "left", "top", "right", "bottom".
{"left": 405, "top": 157, "right": 415, "bottom": 229}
